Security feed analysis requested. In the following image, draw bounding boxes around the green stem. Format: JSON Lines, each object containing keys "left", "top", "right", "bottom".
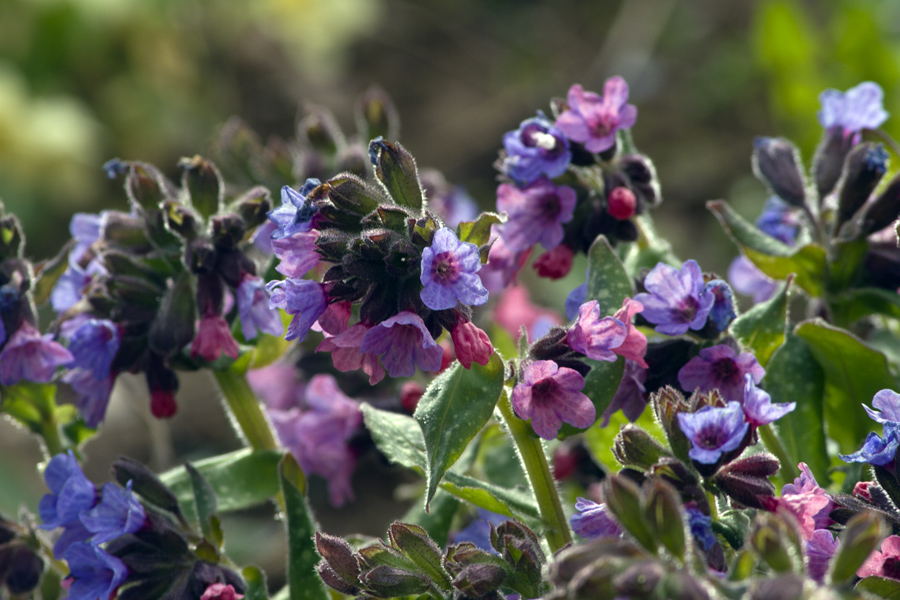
{"left": 758, "top": 424, "right": 799, "bottom": 484}
{"left": 496, "top": 392, "right": 572, "bottom": 553}
{"left": 212, "top": 369, "right": 278, "bottom": 452}
{"left": 39, "top": 416, "right": 65, "bottom": 458}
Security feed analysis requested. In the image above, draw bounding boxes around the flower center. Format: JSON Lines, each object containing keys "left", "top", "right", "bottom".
{"left": 884, "top": 557, "right": 900, "bottom": 579}
{"left": 590, "top": 115, "right": 614, "bottom": 139}
{"left": 538, "top": 193, "right": 562, "bottom": 222}
{"left": 431, "top": 252, "right": 461, "bottom": 285}
{"left": 532, "top": 378, "right": 556, "bottom": 402}
{"left": 531, "top": 131, "right": 558, "bottom": 151}
{"left": 712, "top": 358, "right": 739, "bottom": 385}
{"left": 696, "top": 425, "right": 728, "bottom": 450}
{"left": 676, "top": 296, "right": 699, "bottom": 323}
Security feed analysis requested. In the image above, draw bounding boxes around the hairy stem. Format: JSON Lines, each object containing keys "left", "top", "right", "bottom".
{"left": 496, "top": 391, "right": 572, "bottom": 553}
{"left": 758, "top": 424, "right": 799, "bottom": 485}
{"left": 212, "top": 369, "right": 278, "bottom": 452}
{"left": 40, "top": 416, "right": 65, "bottom": 458}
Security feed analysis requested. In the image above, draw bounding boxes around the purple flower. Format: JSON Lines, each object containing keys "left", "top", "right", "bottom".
{"left": 677, "top": 345, "right": 764, "bottom": 403}
{"left": 863, "top": 389, "right": 900, "bottom": 424}
{"left": 62, "top": 368, "right": 115, "bottom": 427}
{"left": 806, "top": 530, "right": 838, "bottom": 582}
{"left": 80, "top": 481, "right": 146, "bottom": 544}
{"left": 633, "top": 260, "right": 715, "bottom": 336}
{"left": 704, "top": 280, "right": 736, "bottom": 333}
{"left": 501, "top": 113, "right": 572, "bottom": 184}
{"left": 250, "top": 220, "right": 277, "bottom": 254}
{"left": 51, "top": 260, "right": 106, "bottom": 314}
{"left": 272, "top": 230, "right": 320, "bottom": 279}
{"left": 237, "top": 274, "right": 284, "bottom": 340}
{"left": 478, "top": 231, "right": 529, "bottom": 293}
{"left": 565, "top": 283, "right": 588, "bottom": 321}
{"left": 267, "top": 180, "right": 320, "bottom": 240}
{"left": 268, "top": 375, "right": 362, "bottom": 506}
{"left": 742, "top": 375, "right": 795, "bottom": 426}
{"left": 39, "top": 451, "right": 97, "bottom": 530}
{"left": 818, "top": 82, "right": 888, "bottom": 140}
{"left": 63, "top": 542, "right": 128, "bottom": 600}
{"left": 69, "top": 212, "right": 104, "bottom": 264}
{"left": 685, "top": 508, "right": 716, "bottom": 551}
{"left": 67, "top": 319, "right": 119, "bottom": 380}
{"left": 496, "top": 177, "right": 576, "bottom": 252}
{"left": 555, "top": 79, "right": 637, "bottom": 153}
{"left": 247, "top": 362, "right": 305, "bottom": 412}
{"left": 570, "top": 498, "right": 622, "bottom": 539}
{"left": 840, "top": 421, "right": 900, "bottom": 466}
{"left": 756, "top": 197, "right": 800, "bottom": 246}
{"left": 0, "top": 322, "right": 74, "bottom": 385}
{"left": 420, "top": 228, "right": 489, "bottom": 311}
{"left": 511, "top": 360, "right": 595, "bottom": 439}
{"left": 781, "top": 462, "right": 834, "bottom": 533}
{"left": 317, "top": 322, "right": 386, "bottom": 385}
{"left": 566, "top": 300, "right": 627, "bottom": 362}
{"left": 728, "top": 256, "right": 778, "bottom": 304}
{"left": 360, "top": 311, "right": 443, "bottom": 378}
{"left": 600, "top": 359, "right": 648, "bottom": 426}
{"left": 677, "top": 402, "right": 749, "bottom": 464}
{"left": 266, "top": 278, "right": 327, "bottom": 342}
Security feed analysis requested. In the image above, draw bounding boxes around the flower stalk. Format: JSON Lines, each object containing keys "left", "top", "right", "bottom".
{"left": 212, "top": 368, "right": 278, "bottom": 452}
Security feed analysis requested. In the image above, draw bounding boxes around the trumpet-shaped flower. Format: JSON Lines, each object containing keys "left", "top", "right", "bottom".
{"left": 555, "top": 79, "right": 637, "bottom": 153}
{"left": 420, "top": 228, "right": 488, "bottom": 311}
{"left": 511, "top": 360, "right": 595, "bottom": 439}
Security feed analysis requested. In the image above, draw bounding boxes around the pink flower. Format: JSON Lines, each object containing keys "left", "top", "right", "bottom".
{"left": 318, "top": 323, "right": 386, "bottom": 385}
{"left": 858, "top": 535, "right": 900, "bottom": 580}
{"left": 201, "top": 583, "right": 244, "bottom": 600}
{"left": 511, "top": 360, "right": 595, "bottom": 439}
{"left": 781, "top": 462, "right": 835, "bottom": 533}
{"left": 450, "top": 318, "right": 494, "bottom": 369}
{"left": 191, "top": 315, "right": 240, "bottom": 362}
{"left": 566, "top": 298, "right": 648, "bottom": 368}
{"left": 555, "top": 79, "right": 638, "bottom": 153}
{"left": 360, "top": 311, "right": 443, "bottom": 378}
{"left": 610, "top": 298, "right": 648, "bottom": 368}
{"left": 0, "top": 322, "right": 74, "bottom": 385}
{"left": 494, "top": 286, "right": 563, "bottom": 342}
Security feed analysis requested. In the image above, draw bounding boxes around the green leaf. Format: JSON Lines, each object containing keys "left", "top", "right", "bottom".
{"left": 457, "top": 212, "right": 504, "bottom": 248}
{"left": 829, "top": 512, "right": 886, "bottom": 585}
{"left": 414, "top": 353, "right": 505, "bottom": 509}
{"left": 707, "top": 200, "right": 826, "bottom": 296}
{"left": 185, "top": 463, "right": 218, "bottom": 540}
{"left": 159, "top": 449, "right": 283, "bottom": 521}
{"left": 440, "top": 471, "right": 541, "bottom": 525}
{"left": 764, "top": 332, "right": 829, "bottom": 484}
{"left": 242, "top": 566, "right": 269, "bottom": 600}
{"left": 731, "top": 275, "right": 792, "bottom": 368}
{"left": 857, "top": 577, "right": 900, "bottom": 598}
{"left": 279, "top": 454, "right": 329, "bottom": 600}
{"left": 830, "top": 287, "right": 900, "bottom": 325}
{"left": 361, "top": 404, "right": 427, "bottom": 472}
{"left": 0, "top": 382, "right": 56, "bottom": 432}
{"left": 586, "top": 235, "right": 634, "bottom": 316}
{"left": 33, "top": 242, "right": 73, "bottom": 305}
{"left": 829, "top": 239, "right": 868, "bottom": 291}
{"left": 795, "top": 319, "right": 897, "bottom": 454}
{"left": 370, "top": 139, "right": 423, "bottom": 210}
{"left": 558, "top": 358, "right": 625, "bottom": 438}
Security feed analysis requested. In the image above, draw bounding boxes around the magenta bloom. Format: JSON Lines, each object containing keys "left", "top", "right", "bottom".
{"left": 818, "top": 82, "right": 888, "bottom": 141}
{"left": 202, "top": 584, "right": 244, "bottom": 600}
{"left": 501, "top": 113, "right": 572, "bottom": 184}
{"left": 420, "top": 228, "right": 488, "bottom": 311}
{"left": 496, "top": 177, "right": 576, "bottom": 252}
{"left": 677, "top": 345, "right": 764, "bottom": 403}
{"left": 360, "top": 311, "right": 443, "bottom": 378}
{"left": 494, "top": 285, "right": 562, "bottom": 342}
{"left": 236, "top": 274, "right": 284, "bottom": 340}
{"left": 191, "top": 315, "right": 240, "bottom": 362}
{"left": 247, "top": 362, "right": 305, "bottom": 411}
{"left": 863, "top": 389, "right": 900, "bottom": 424}
{"left": 511, "top": 360, "right": 595, "bottom": 439}
{"left": 634, "top": 260, "right": 715, "bottom": 336}
{"left": 0, "top": 322, "right": 74, "bottom": 386}
{"left": 566, "top": 301, "right": 627, "bottom": 362}
{"left": 858, "top": 535, "right": 900, "bottom": 580}
{"left": 266, "top": 278, "right": 327, "bottom": 342}
{"left": 742, "top": 374, "right": 795, "bottom": 426}
{"left": 677, "top": 402, "right": 748, "bottom": 464}
{"left": 570, "top": 498, "right": 622, "bottom": 539}
{"left": 610, "top": 298, "right": 648, "bottom": 367}
{"left": 780, "top": 462, "right": 834, "bottom": 536}
{"left": 450, "top": 318, "right": 494, "bottom": 369}
{"left": 728, "top": 256, "right": 778, "bottom": 304}
{"left": 555, "top": 79, "right": 637, "bottom": 153}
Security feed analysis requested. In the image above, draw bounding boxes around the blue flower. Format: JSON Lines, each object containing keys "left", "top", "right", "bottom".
{"left": 685, "top": 508, "right": 716, "bottom": 551}
{"left": 38, "top": 451, "right": 97, "bottom": 530}
{"left": 63, "top": 542, "right": 128, "bottom": 600}
{"left": 501, "top": 113, "right": 572, "bottom": 185}
{"left": 570, "top": 498, "right": 622, "bottom": 539}
{"left": 840, "top": 422, "right": 900, "bottom": 466}
{"left": 267, "top": 180, "right": 320, "bottom": 240}
{"left": 818, "top": 82, "right": 888, "bottom": 139}
{"left": 742, "top": 374, "right": 795, "bottom": 427}
{"left": 62, "top": 368, "right": 115, "bottom": 428}
{"left": 67, "top": 319, "right": 119, "bottom": 380}
{"left": 80, "top": 481, "right": 146, "bottom": 544}
{"left": 237, "top": 274, "right": 284, "bottom": 340}
{"left": 677, "top": 402, "right": 749, "bottom": 464}
{"left": 419, "top": 228, "right": 488, "bottom": 311}
{"left": 266, "top": 278, "right": 327, "bottom": 342}
{"left": 704, "top": 279, "right": 736, "bottom": 333}
{"left": 863, "top": 389, "right": 900, "bottom": 425}
{"left": 728, "top": 256, "right": 778, "bottom": 304}
{"left": 633, "top": 260, "right": 715, "bottom": 336}
{"left": 755, "top": 197, "right": 800, "bottom": 246}
{"left": 565, "top": 283, "right": 587, "bottom": 321}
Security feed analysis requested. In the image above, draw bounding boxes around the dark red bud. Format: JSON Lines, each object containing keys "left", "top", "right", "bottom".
{"left": 607, "top": 187, "right": 637, "bottom": 220}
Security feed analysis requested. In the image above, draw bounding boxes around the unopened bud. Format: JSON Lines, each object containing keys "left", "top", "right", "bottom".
{"left": 356, "top": 86, "right": 399, "bottom": 143}
{"left": 612, "top": 425, "right": 673, "bottom": 470}
{"left": 813, "top": 127, "right": 854, "bottom": 199}
{"left": 836, "top": 142, "right": 889, "bottom": 230}
{"left": 179, "top": 155, "right": 224, "bottom": 220}
{"left": 607, "top": 187, "right": 637, "bottom": 220}
{"left": 752, "top": 137, "right": 807, "bottom": 208}
{"left": 860, "top": 171, "right": 900, "bottom": 236}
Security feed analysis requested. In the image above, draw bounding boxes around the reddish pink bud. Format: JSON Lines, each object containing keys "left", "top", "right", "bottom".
{"left": 451, "top": 320, "right": 494, "bottom": 369}
{"left": 150, "top": 390, "right": 178, "bottom": 419}
{"left": 853, "top": 481, "right": 874, "bottom": 503}
{"left": 400, "top": 381, "right": 424, "bottom": 414}
{"left": 201, "top": 583, "right": 244, "bottom": 600}
{"left": 191, "top": 315, "right": 240, "bottom": 362}
{"left": 533, "top": 244, "right": 575, "bottom": 280}
{"left": 607, "top": 187, "right": 637, "bottom": 220}
{"left": 552, "top": 445, "right": 578, "bottom": 480}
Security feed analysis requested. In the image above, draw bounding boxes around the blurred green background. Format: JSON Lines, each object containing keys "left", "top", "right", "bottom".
{"left": 2, "top": 0, "right": 900, "bottom": 585}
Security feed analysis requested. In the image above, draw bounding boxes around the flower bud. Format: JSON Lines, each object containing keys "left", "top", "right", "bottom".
{"left": 612, "top": 425, "right": 673, "bottom": 471}
{"left": 315, "top": 532, "right": 361, "bottom": 592}
{"left": 211, "top": 214, "right": 246, "bottom": 249}
{"left": 178, "top": 155, "right": 224, "bottom": 221}
{"left": 113, "top": 456, "right": 182, "bottom": 517}
{"left": 619, "top": 153, "right": 660, "bottom": 207}
{"left": 830, "top": 511, "right": 886, "bottom": 584}
{"left": 533, "top": 244, "right": 575, "bottom": 279}
{"left": 0, "top": 212, "right": 24, "bottom": 260}
{"left": 452, "top": 563, "right": 507, "bottom": 598}
{"left": 813, "top": 126, "right": 854, "bottom": 199}
{"left": 748, "top": 512, "right": 802, "bottom": 573}
{"left": 148, "top": 273, "right": 196, "bottom": 357}
{"left": 356, "top": 86, "right": 399, "bottom": 143}
{"left": 613, "top": 560, "right": 664, "bottom": 597}
{"left": 299, "top": 105, "right": 344, "bottom": 155}
{"left": 2, "top": 545, "right": 43, "bottom": 594}
{"left": 860, "top": 171, "right": 900, "bottom": 236}
{"left": 752, "top": 137, "right": 807, "bottom": 208}
{"left": 369, "top": 138, "right": 424, "bottom": 211}
{"left": 231, "top": 186, "right": 272, "bottom": 230}
{"left": 607, "top": 187, "right": 637, "bottom": 220}
{"left": 359, "top": 566, "right": 431, "bottom": 597}
{"left": 836, "top": 142, "right": 889, "bottom": 231}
